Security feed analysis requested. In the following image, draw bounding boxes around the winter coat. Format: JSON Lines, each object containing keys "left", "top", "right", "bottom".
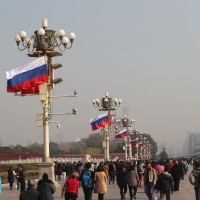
{"left": 37, "top": 179, "right": 56, "bottom": 200}
{"left": 116, "top": 171, "right": 127, "bottom": 187}
{"left": 64, "top": 178, "right": 79, "bottom": 194}
{"left": 20, "top": 188, "right": 40, "bottom": 200}
{"left": 155, "top": 172, "right": 174, "bottom": 191}
{"left": 126, "top": 170, "right": 139, "bottom": 187}
{"left": 170, "top": 164, "right": 184, "bottom": 180}
{"left": 94, "top": 171, "right": 107, "bottom": 194}
{"left": 7, "top": 168, "right": 15, "bottom": 183}
{"left": 144, "top": 167, "right": 157, "bottom": 185}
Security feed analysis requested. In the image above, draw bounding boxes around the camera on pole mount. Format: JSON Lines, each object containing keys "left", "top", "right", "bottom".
{"left": 72, "top": 108, "right": 78, "bottom": 115}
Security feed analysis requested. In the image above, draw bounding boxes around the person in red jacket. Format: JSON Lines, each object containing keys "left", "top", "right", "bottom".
{"left": 62, "top": 172, "right": 79, "bottom": 200}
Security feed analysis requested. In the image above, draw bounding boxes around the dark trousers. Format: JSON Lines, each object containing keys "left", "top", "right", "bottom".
{"left": 119, "top": 185, "right": 127, "bottom": 199}
{"left": 9, "top": 182, "right": 14, "bottom": 190}
{"left": 129, "top": 186, "right": 137, "bottom": 198}
{"left": 98, "top": 194, "right": 104, "bottom": 200}
{"left": 173, "top": 178, "right": 180, "bottom": 191}
{"left": 144, "top": 183, "right": 154, "bottom": 200}
{"left": 17, "top": 178, "right": 20, "bottom": 190}
{"left": 83, "top": 188, "right": 93, "bottom": 200}
{"left": 109, "top": 172, "right": 115, "bottom": 184}
{"left": 195, "top": 188, "right": 200, "bottom": 200}
{"left": 160, "top": 190, "right": 171, "bottom": 200}
{"left": 19, "top": 179, "right": 26, "bottom": 193}
{"left": 65, "top": 192, "right": 77, "bottom": 200}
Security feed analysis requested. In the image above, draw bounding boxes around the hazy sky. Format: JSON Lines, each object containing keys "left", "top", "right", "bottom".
{"left": 1, "top": 0, "right": 200, "bottom": 154}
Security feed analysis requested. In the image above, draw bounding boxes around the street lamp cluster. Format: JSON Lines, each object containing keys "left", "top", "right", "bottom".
{"left": 15, "top": 19, "right": 75, "bottom": 53}
{"left": 93, "top": 92, "right": 122, "bottom": 161}
{"left": 93, "top": 92, "right": 122, "bottom": 110}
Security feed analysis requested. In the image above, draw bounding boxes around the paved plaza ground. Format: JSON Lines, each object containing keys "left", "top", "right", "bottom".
{"left": 0, "top": 166, "right": 196, "bottom": 200}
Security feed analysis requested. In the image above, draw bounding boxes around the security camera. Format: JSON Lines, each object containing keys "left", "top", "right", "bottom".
{"left": 74, "top": 90, "right": 77, "bottom": 96}
{"left": 57, "top": 124, "right": 61, "bottom": 129}
{"left": 72, "top": 108, "right": 77, "bottom": 115}
{"left": 115, "top": 126, "right": 118, "bottom": 130}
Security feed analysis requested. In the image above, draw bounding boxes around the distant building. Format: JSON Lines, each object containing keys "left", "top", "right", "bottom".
{"left": 188, "top": 132, "right": 200, "bottom": 154}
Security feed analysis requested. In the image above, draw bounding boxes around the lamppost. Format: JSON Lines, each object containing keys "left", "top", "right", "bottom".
{"left": 93, "top": 92, "right": 122, "bottom": 161}
{"left": 141, "top": 137, "right": 147, "bottom": 160}
{"left": 144, "top": 140, "right": 150, "bottom": 160}
{"left": 132, "top": 130, "right": 143, "bottom": 160}
{"left": 14, "top": 19, "right": 76, "bottom": 181}
{"left": 117, "top": 115, "right": 135, "bottom": 160}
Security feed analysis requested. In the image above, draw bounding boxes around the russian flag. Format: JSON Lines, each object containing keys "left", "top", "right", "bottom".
{"left": 6, "top": 56, "right": 48, "bottom": 94}
{"left": 115, "top": 129, "right": 128, "bottom": 139}
{"left": 130, "top": 139, "right": 138, "bottom": 146}
{"left": 138, "top": 142, "right": 143, "bottom": 150}
{"left": 90, "top": 113, "right": 112, "bottom": 131}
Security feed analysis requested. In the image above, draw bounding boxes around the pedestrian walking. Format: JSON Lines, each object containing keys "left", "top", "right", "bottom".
{"left": 94, "top": 164, "right": 107, "bottom": 200}
{"left": 189, "top": 161, "right": 200, "bottom": 200}
{"left": 108, "top": 161, "right": 116, "bottom": 184}
{"left": 19, "top": 179, "right": 39, "bottom": 200}
{"left": 56, "top": 162, "right": 62, "bottom": 181}
{"left": 116, "top": 165, "right": 127, "bottom": 200}
{"left": 17, "top": 165, "right": 26, "bottom": 193}
{"left": 154, "top": 164, "right": 174, "bottom": 200}
{"left": 170, "top": 160, "right": 184, "bottom": 192}
{"left": 37, "top": 173, "right": 56, "bottom": 200}
{"left": 7, "top": 166, "right": 16, "bottom": 190}
{"left": 126, "top": 163, "right": 139, "bottom": 200}
{"left": 15, "top": 164, "right": 22, "bottom": 190}
{"left": 62, "top": 172, "right": 79, "bottom": 200}
{"left": 79, "top": 162, "right": 94, "bottom": 200}
{"left": 137, "top": 161, "right": 144, "bottom": 187}
{"left": 144, "top": 161, "right": 157, "bottom": 200}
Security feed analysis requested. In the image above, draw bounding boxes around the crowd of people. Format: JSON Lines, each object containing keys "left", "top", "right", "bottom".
{"left": 6, "top": 157, "right": 200, "bottom": 200}
{"left": 55, "top": 158, "right": 190, "bottom": 200}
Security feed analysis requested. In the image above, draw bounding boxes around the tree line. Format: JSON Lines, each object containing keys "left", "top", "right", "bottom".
{"left": 0, "top": 132, "right": 158, "bottom": 156}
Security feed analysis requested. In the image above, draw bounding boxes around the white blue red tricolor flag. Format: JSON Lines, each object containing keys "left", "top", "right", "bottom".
{"left": 90, "top": 113, "right": 112, "bottom": 131}
{"left": 6, "top": 56, "right": 48, "bottom": 94}
{"left": 138, "top": 142, "right": 143, "bottom": 150}
{"left": 130, "top": 139, "right": 138, "bottom": 146}
{"left": 115, "top": 129, "right": 128, "bottom": 139}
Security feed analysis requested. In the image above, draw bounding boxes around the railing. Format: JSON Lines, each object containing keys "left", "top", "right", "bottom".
{"left": 0, "top": 157, "right": 104, "bottom": 164}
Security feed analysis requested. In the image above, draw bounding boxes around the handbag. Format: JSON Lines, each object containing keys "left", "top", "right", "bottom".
{"left": 152, "top": 192, "right": 160, "bottom": 200}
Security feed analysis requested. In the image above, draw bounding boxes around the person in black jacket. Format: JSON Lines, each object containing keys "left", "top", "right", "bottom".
{"left": 116, "top": 165, "right": 127, "bottom": 200}
{"left": 18, "top": 165, "right": 26, "bottom": 193}
{"left": 8, "top": 166, "right": 15, "bottom": 190}
{"left": 155, "top": 165, "right": 174, "bottom": 200}
{"left": 170, "top": 160, "right": 184, "bottom": 192}
{"left": 37, "top": 173, "right": 56, "bottom": 200}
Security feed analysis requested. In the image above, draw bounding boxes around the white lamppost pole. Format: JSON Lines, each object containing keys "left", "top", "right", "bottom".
{"left": 93, "top": 92, "right": 122, "bottom": 161}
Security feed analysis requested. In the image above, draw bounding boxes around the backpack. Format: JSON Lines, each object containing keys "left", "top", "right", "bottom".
{"left": 82, "top": 170, "right": 92, "bottom": 189}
